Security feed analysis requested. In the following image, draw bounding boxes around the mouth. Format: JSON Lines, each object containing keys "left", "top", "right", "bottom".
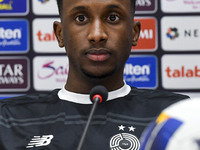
{"left": 86, "top": 49, "right": 111, "bottom": 62}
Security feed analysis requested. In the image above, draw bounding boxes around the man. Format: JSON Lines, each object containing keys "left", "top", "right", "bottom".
{"left": 53, "top": 0, "right": 140, "bottom": 93}
{"left": 0, "top": 0, "right": 189, "bottom": 149}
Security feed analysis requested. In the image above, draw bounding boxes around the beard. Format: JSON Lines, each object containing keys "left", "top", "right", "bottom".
{"left": 81, "top": 67, "right": 116, "bottom": 79}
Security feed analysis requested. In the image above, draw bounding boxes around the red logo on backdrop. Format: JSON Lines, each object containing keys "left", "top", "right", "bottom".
{"left": 166, "top": 66, "right": 200, "bottom": 78}
{"left": 0, "top": 57, "right": 29, "bottom": 91}
{"left": 132, "top": 17, "right": 157, "bottom": 51}
{"left": 37, "top": 30, "right": 56, "bottom": 42}
{"left": 37, "top": 60, "right": 68, "bottom": 81}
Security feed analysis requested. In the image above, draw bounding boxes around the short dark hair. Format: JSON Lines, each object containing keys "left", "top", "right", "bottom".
{"left": 56, "top": 0, "right": 136, "bottom": 15}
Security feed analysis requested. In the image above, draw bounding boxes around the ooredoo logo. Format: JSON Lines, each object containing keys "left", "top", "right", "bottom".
{"left": 132, "top": 17, "right": 157, "bottom": 52}
{"left": 33, "top": 18, "right": 64, "bottom": 53}
{"left": 0, "top": 19, "right": 29, "bottom": 53}
{"left": 124, "top": 55, "right": 157, "bottom": 89}
{"left": 0, "top": 0, "right": 29, "bottom": 15}
{"left": 135, "top": 0, "right": 157, "bottom": 14}
{"left": 162, "top": 55, "right": 200, "bottom": 89}
{"left": 161, "top": 0, "right": 200, "bottom": 12}
{"left": 0, "top": 57, "right": 30, "bottom": 92}
{"left": 161, "top": 16, "right": 200, "bottom": 51}
{"left": 33, "top": 56, "right": 69, "bottom": 91}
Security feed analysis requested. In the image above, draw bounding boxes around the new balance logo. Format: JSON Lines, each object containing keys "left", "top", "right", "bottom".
{"left": 26, "top": 135, "right": 54, "bottom": 148}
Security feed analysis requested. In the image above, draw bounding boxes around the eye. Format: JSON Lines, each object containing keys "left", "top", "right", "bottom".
{"left": 107, "top": 14, "right": 120, "bottom": 22}
{"left": 75, "top": 15, "right": 88, "bottom": 22}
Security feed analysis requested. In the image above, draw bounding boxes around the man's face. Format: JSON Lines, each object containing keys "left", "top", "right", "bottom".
{"left": 55, "top": 0, "right": 139, "bottom": 79}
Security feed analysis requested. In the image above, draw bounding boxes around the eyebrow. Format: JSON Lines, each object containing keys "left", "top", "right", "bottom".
{"left": 105, "top": 4, "right": 123, "bottom": 11}
{"left": 71, "top": 6, "right": 89, "bottom": 12}
{"left": 71, "top": 4, "right": 123, "bottom": 12}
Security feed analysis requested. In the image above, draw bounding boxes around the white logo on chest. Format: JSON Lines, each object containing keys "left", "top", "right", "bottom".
{"left": 110, "top": 125, "right": 140, "bottom": 150}
{"left": 26, "top": 135, "right": 54, "bottom": 148}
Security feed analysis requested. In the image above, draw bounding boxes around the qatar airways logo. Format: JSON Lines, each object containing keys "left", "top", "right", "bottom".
{"left": 136, "top": 0, "right": 151, "bottom": 6}
{"left": 33, "top": 56, "right": 69, "bottom": 91}
{"left": 0, "top": 57, "right": 29, "bottom": 92}
{"left": 124, "top": 55, "right": 157, "bottom": 89}
{"left": 0, "top": 64, "right": 24, "bottom": 84}
{"left": 135, "top": 0, "right": 157, "bottom": 13}
{"left": 162, "top": 55, "right": 200, "bottom": 89}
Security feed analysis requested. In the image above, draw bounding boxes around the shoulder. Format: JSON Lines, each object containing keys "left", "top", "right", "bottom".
{"left": 128, "top": 87, "right": 189, "bottom": 101}
{"left": 125, "top": 87, "right": 190, "bottom": 113}
{"left": 0, "top": 89, "right": 60, "bottom": 109}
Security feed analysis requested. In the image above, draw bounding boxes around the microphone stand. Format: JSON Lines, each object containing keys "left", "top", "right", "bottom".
{"left": 77, "top": 97, "right": 100, "bottom": 150}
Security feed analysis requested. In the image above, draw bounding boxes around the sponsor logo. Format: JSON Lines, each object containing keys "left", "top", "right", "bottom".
{"left": 132, "top": 17, "right": 157, "bottom": 51}
{"left": 136, "top": 0, "right": 151, "bottom": 7}
{"left": 166, "top": 27, "right": 179, "bottom": 40}
{"left": 161, "top": 55, "right": 200, "bottom": 89}
{"left": 110, "top": 125, "right": 140, "bottom": 150}
{"left": 26, "top": 135, "right": 54, "bottom": 148}
{"left": 161, "top": 0, "right": 200, "bottom": 12}
{"left": 0, "top": 57, "right": 29, "bottom": 92}
{"left": 0, "top": 0, "right": 12, "bottom": 10}
{"left": 0, "top": 19, "right": 29, "bottom": 53}
{"left": 33, "top": 18, "right": 64, "bottom": 53}
{"left": 32, "top": 0, "right": 58, "bottom": 15}
{"left": 135, "top": 0, "right": 157, "bottom": 14}
{"left": 124, "top": 55, "right": 157, "bottom": 89}
{"left": 37, "top": 30, "right": 56, "bottom": 42}
{"left": 0, "top": 0, "right": 29, "bottom": 15}
{"left": 165, "top": 66, "right": 200, "bottom": 78}
{"left": 33, "top": 56, "right": 69, "bottom": 91}
{"left": 161, "top": 16, "right": 200, "bottom": 51}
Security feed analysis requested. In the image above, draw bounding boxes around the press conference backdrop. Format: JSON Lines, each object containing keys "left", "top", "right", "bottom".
{"left": 0, "top": 0, "right": 200, "bottom": 100}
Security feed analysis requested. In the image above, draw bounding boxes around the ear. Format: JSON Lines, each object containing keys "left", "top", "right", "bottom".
{"left": 53, "top": 21, "right": 64, "bottom": 48}
{"left": 132, "top": 21, "right": 141, "bottom": 46}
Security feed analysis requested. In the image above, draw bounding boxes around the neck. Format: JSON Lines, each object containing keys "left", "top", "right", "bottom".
{"left": 65, "top": 71, "right": 124, "bottom": 94}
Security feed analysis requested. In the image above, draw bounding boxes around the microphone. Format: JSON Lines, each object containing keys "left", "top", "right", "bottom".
{"left": 90, "top": 85, "right": 108, "bottom": 104}
{"left": 77, "top": 85, "right": 108, "bottom": 150}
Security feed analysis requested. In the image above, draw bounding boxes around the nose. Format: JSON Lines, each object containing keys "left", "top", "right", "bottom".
{"left": 87, "top": 19, "right": 108, "bottom": 44}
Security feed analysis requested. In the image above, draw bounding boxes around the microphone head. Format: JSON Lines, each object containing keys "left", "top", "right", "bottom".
{"left": 90, "top": 85, "right": 108, "bottom": 103}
